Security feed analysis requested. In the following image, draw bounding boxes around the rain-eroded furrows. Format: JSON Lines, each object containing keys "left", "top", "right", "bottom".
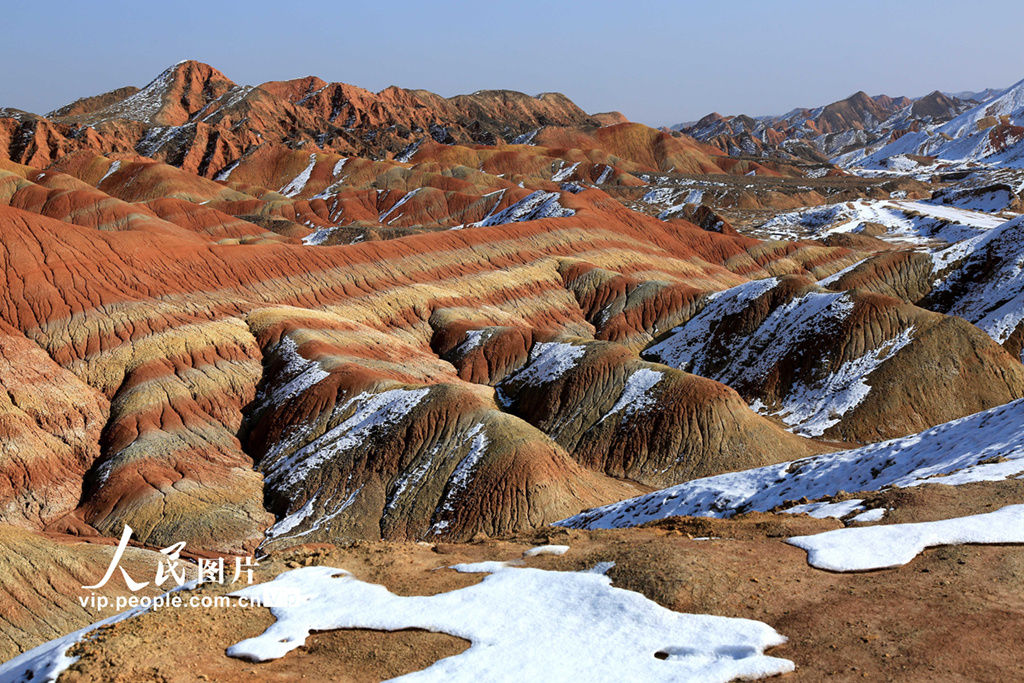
{"left": 0, "top": 193, "right": 858, "bottom": 552}
{"left": 0, "top": 322, "right": 108, "bottom": 529}
{"left": 498, "top": 339, "right": 822, "bottom": 487}
{"left": 241, "top": 328, "right": 638, "bottom": 549}
{"left": 558, "top": 260, "right": 706, "bottom": 347}
{"left": 643, "top": 274, "right": 1024, "bottom": 442}
{"left": 56, "top": 317, "right": 273, "bottom": 554}
{"left": 827, "top": 250, "right": 936, "bottom": 303}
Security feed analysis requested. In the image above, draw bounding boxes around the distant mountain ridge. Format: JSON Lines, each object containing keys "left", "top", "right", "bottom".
{"left": 676, "top": 82, "right": 1024, "bottom": 170}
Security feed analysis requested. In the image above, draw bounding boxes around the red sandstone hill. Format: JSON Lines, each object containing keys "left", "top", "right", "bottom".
{"left": 2, "top": 60, "right": 807, "bottom": 184}
{"left": 2, "top": 63, "right": 1024, "bottom": 670}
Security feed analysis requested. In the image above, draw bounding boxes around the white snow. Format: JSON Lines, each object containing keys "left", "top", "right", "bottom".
{"left": 452, "top": 560, "right": 523, "bottom": 573}
{"left": 598, "top": 368, "right": 663, "bottom": 423}
{"left": 264, "top": 496, "right": 318, "bottom": 540}
{"left": 94, "top": 64, "right": 177, "bottom": 123}
{"left": 453, "top": 329, "right": 488, "bottom": 356}
{"left": 301, "top": 227, "right": 338, "bottom": 246}
{"left": 648, "top": 280, "right": 855, "bottom": 390}
{"left": 558, "top": 397, "right": 1024, "bottom": 530}
{"left": 332, "top": 157, "right": 348, "bottom": 176}
{"left": 266, "top": 487, "right": 363, "bottom": 545}
{"left": 378, "top": 188, "right": 422, "bottom": 223}
{"left": 840, "top": 80, "right": 1024, "bottom": 170}
{"left": 265, "top": 387, "right": 430, "bottom": 491}
{"left": 509, "top": 342, "right": 586, "bottom": 386}
{"left": 928, "top": 215, "right": 1024, "bottom": 352}
{"left": 551, "top": 161, "right": 580, "bottom": 182}
{"left": 431, "top": 423, "right": 490, "bottom": 534}
{"left": 214, "top": 158, "right": 241, "bottom": 181}
{"left": 97, "top": 160, "right": 121, "bottom": 185}
{"left": 644, "top": 277, "right": 780, "bottom": 372}
{"left": 394, "top": 139, "right": 422, "bottom": 163}
{"left": 788, "top": 505, "right": 1024, "bottom": 572}
{"left": 757, "top": 199, "right": 998, "bottom": 245}
{"left": 280, "top": 154, "right": 317, "bottom": 197}
{"left": 646, "top": 277, "right": 916, "bottom": 436}
{"left": 257, "top": 336, "right": 330, "bottom": 409}
{"left": 0, "top": 582, "right": 197, "bottom": 683}
{"left": 226, "top": 564, "right": 794, "bottom": 681}
{"left": 850, "top": 508, "right": 886, "bottom": 523}
{"left": 511, "top": 129, "right": 540, "bottom": 145}
{"left": 783, "top": 499, "right": 865, "bottom": 519}
{"left": 523, "top": 545, "right": 570, "bottom": 557}
{"left": 473, "top": 191, "right": 574, "bottom": 226}
{"left": 767, "top": 326, "right": 915, "bottom": 437}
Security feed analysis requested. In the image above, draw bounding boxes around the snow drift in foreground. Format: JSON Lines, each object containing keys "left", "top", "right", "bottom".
{"left": 227, "top": 564, "right": 794, "bottom": 682}
{"left": 788, "top": 505, "right": 1024, "bottom": 572}
{"left": 558, "top": 398, "right": 1024, "bottom": 530}
{"left": 0, "top": 582, "right": 197, "bottom": 683}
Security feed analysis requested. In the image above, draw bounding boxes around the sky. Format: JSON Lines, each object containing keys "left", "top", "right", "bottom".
{"left": 3, "top": 0, "right": 1024, "bottom": 126}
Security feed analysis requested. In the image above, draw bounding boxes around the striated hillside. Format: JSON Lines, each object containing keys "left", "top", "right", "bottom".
{"left": 0, "top": 60, "right": 762, "bottom": 182}
{"left": 2, "top": 60, "right": 1024, "bottom": 679}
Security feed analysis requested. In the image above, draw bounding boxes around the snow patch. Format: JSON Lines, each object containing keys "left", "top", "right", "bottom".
{"left": 789, "top": 505, "right": 1024, "bottom": 571}
{"left": 226, "top": 564, "right": 794, "bottom": 681}
{"left": 473, "top": 191, "right": 574, "bottom": 226}
{"left": 280, "top": 154, "right": 317, "bottom": 197}
{"left": 97, "top": 160, "right": 121, "bottom": 185}
{"left": 599, "top": 368, "right": 663, "bottom": 423}
{"left": 265, "top": 388, "right": 430, "bottom": 491}
{"left": 509, "top": 342, "right": 586, "bottom": 386}
{"left": 523, "top": 545, "right": 570, "bottom": 557}
{"left": 767, "top": 327, "right": 915, "bottom": 437}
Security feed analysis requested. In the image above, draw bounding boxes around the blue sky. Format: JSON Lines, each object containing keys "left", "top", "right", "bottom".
{"left": 4, "top": 0, "right": 1023, "bottom": 125}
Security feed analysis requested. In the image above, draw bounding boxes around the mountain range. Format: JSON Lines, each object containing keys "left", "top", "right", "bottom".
{"left": 677, "top": 82, "right": 1024, "bottom": 171}
{"left": 1, "top": 61, "right": 1023, "bottom": 681}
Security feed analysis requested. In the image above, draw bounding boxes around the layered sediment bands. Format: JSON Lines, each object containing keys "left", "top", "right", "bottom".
{"left": 0, "top": 525, "right": 166, "bottom": 661}
{"left": 558, "top": 260, "right": 704, "bottom": 347}
{"left": 430, "top": 316, "right": 540, "bottom": 386}
{"left": 3, "top": 60, "right": 821, "bottom": 198}
{"left": 6, "top": 61, "right": 608, "bottom": 173}
{"left": 0, "top": 138, "right": 955, "bottom": 556}
{"left": 645, "top": 274, "right": 1024, "bottom": 442}
{"left": 0, "top": 323, "right": 108, "bottom": 529}
{"left": 826, "top": 250, "right": 936, "bottom": 303}
{"left": 243, "top": 331, "right": 640, "bottom": 547}
{"left": 63, "top": 317, "right": 272, "bottom": 554}
{"left": 0, "top": 158, "right": 286, "bottom": 244}
{"left": 531, "top": 123, "right": 776, "bottom": 176}
{"left": 498, "top": 340, "right": 821, "bottom": 486}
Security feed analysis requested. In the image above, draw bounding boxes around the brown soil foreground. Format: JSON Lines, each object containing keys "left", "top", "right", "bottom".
{"left": 54, "top": 479, "right": 1024, "bottom": 682}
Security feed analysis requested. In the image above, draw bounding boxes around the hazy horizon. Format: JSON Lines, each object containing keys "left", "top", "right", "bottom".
{"left": 3, "top": 0, "right": 1023, "bottom": 126}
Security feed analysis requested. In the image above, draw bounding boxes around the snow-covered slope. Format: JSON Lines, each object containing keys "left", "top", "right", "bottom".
{"left": 757, "top": 198, "right": 1003, "bottom": 244}
{"left": 842, "top": 79, "right": 1024, "bottom": 170}
{"left": 471, "top": 190, "right": 574, "bottom": 227}
{"left": 926, "top": 214, "right": 1024, "bottom": 358}
{"left": 640, "top": 273, "right": 1016, "bottom": 441}
{"left": 558, "top": 398, "right": 1024, "bottom": 530}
